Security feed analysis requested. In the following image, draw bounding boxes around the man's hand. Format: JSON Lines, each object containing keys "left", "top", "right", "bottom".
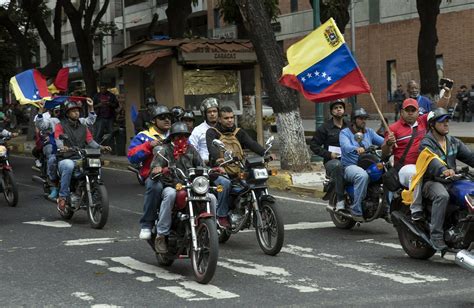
{"left": 216, "top": 158, "right": 225, "bottom": 164}
{"left": 86, "top": 98, "right": 94, "bottom": 112}
{"left": 38, "top": 101, "right": 45, "bottom": 113}
{"left": 100, "top": 145, "right": 112, "bottom": 152}
{"left": 330, "top": 152, "right": 340, "bottom": 160}
{"left": 269, "top": 153, "right": 277, "bottom": 161}
{"left": 150, "top": 139, "right": 161, "bottom": 147}
{"left": 442, "top": 169, "right": 456, "bottom": 177}
{"left": 11, "top": 132, "right": 18, "bottom": 138}
{"left": 60, "top": 146, "right": 70, "bottom": 152}
{"left": 386, "top": 132, "right": 396, "bottom": 147}
{"left": 356, "top": 147, "right": 365, "bottom": 155}
{"left": 151, "top": 166, "right": 162, "bottom": 175}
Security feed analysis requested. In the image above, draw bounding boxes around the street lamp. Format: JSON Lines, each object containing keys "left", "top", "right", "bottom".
{"left": 312, "top": 0, "right": 324, "bottom": 162}
{"left": 122, "top": 0, "right": 127, "bottom": 49}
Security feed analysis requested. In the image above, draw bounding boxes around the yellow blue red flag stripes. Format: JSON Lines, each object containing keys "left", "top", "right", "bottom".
{"left": 279, "top": 18, "right": 371, "bottom": 102}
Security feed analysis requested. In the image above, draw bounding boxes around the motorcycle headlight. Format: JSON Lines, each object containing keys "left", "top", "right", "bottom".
{"left": 191, "top": 176, "right": 209, "bottom": 195}
{"left": 253, "top": 168, "right": 269, "bottom": 180}
{"left": 87, "top": 158, "right": 101, "bottom": 168}
{"left": 0, "top": 145, "right": 7, "bottom": 157}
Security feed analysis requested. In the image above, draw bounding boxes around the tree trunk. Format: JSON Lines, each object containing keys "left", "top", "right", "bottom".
{"left": 166, "top": 0, "right": 192, "bottom": 38}
{"left": 235, "top": 0, "right": 311, "bottom": 171}
{"left": 416, "top": 0, "right": 441, "bottom": 96}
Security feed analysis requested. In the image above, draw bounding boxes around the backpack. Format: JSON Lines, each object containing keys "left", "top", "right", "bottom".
{"left": 213, "top": 127, "right": 244, "bottom": 177}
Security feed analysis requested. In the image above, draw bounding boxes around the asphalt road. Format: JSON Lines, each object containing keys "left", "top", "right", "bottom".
{"left": 0, "top": 156, "right": 473, "bottom": 307}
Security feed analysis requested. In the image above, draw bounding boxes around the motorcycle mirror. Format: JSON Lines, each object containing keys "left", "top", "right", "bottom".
{"left": 152, "top": 145, "right": 163, "bottom": 156}
{"left": 59, "top": 134, "right": 69, "bottom": 140}
{"left": 212, "top": 139, "right": 226, "bottom": 150}
{"left": 155, "top": 147, "right": 169, "bottom": 163}
{"left": 224, "top": 150, "right": 233, "bottom": 161}
{"left": 354, "top": 132, "right": 364, "bottom": 143}
{"left": 265, "top": 136, "right": 274, "bottom": 146}
{"left": 101, "top": 133, "right": 112, "bottom": 142}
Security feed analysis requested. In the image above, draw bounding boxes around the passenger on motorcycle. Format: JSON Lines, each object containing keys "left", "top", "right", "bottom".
{"left": 189, "top": 97, "right": 219, "bottom": 164}
{"left": 206, "top": 106, "right": 274, "bottom": 229}
{"left": 310, "top": 99, "right": 349, "bottom": 211}
{"left": 148, "top": 122, "right": 217, "bottom": 253}
{"left": 417, "top": 107, "right": 474, "bottom": 250}
{"left": 181, "top": 110, "right": 195, "bottom": 133}
{"left": 36, "top": 99, "right": 96, "bottom": 199}
{"left": 53, "top": 101, "right": 110, "bottom": 212}
{"left": 129, "top": 105, "right": 172, "bottom": 240}
{"left": 171, "top": 106, "right": 185, "bottom": 124}
{"left": 340, "top": 108, "right": 395, "bottom": 221}
{"left": 133, "top": 96, "right": 158, "bottom": 133}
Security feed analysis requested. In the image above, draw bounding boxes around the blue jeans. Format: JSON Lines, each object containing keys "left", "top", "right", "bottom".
{"left": 58, "top": 159, "right": 81, "bottom": 198}
{"left": 140, "top": 178, "right": 163, "bottom": 229}
{"left": 214, "top": 175, "right": 232, "bottom": 217}
{"left": 94, "top": 118, "right": 114, "bottom": 144}
{"left": 344, "top": 165, "right": 369, "bottom": 216}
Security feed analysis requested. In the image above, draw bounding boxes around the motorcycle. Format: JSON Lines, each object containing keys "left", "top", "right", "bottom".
{"left": 32, "top": 134, "right": 109, "bottom": 229}
{"left": 127, "top": 162, "right": 145, "bottom": 186}
{"left": 391, "top": 167, "right": 474, "bottom": 272}
{"left": 0, "top": 136, "right": 19, "bottom": 207}
{"left": 147, "top": 149, "right": 219, "bottom": 284}
{"left": 212, "top": 136, "right": 284, "bottom": 256}
{"left": 323, "top": 132, "right": 390, "bottom": 229}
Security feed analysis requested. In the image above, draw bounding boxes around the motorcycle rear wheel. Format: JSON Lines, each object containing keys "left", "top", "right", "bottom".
{"left": 397, "top": 225, "right": 436, "bottom": 260}
{"left": 256, "top": 201, "right": 284, "bottom": 256}
{"left": 3, "top": 170, "right": 18, "bottom": 207}
{"left": 88, "top": 184, "right": 109, "bottom": 229}
{"left": 329, "top": 194, "right": 356, "bottom": 229}
{"left": 217, "top": 227, "right": 231, "bottom": 243}
{"left": 191, "top": 218, "right": 218, "bottom": 284}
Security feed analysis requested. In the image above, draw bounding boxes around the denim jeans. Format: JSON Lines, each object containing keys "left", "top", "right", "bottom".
{"left": 214, "top": 175, "right": 232, "bottom": 217}
{"left": 139, "top": 178, "right": 164, "bottom": 229}
{"left": 325, "top": 159, "right": 344, "bottom": 202}
{"left": 48, "top": 155, "right": 58, "bottom": 182}
{"left": 94, "top": 117, "right": 114, "bottom": 144}
{"left": 58, "top": 159, "right": 81, "bottom": 198}
{"left": 344, "top": 165, "right": 369, "bottom": 216}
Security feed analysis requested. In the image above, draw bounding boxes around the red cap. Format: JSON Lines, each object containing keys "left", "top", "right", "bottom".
{"left": 402, "top": 98, "right": 419, "bottom": 110}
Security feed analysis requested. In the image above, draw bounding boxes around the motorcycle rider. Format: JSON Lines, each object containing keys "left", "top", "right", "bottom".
{"left": 206, "top": 106, "right": 274, "bottom": 228}
{"left": 171, "top": 106, "right": 185, "bottom": 124}
{"left": 189, "top": 97, "right": 219, "bottom": 164}
{"left": 310, "top": 99, "right": 349, "bottom": 211}
{"left": 417, "top": 108, "right": 474, "bottom": 250}
{"left": 133, "top": 96, "right": 158, "bottom": 133}
{"left": 340, "top": 108, "right": 395, "bottom": 221}
{"left": 149, "top": 122, "right": 217, "bottom": 253}
{"left": 53, "top": 101, "right": 110, "bottom": 212}
{"left": 181, "top": 110, "right": 195, "bottom": 132}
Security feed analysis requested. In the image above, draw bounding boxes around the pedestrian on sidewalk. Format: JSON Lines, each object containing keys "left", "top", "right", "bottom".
{"left": 93, "top": 84, "right": 118, "bottom": 143}
{"left": 407, "top": 80, "right": 433, "bottom": 115}
{"left": 392, "top": 84, "right": 406, "bottom": 121}
{"left": 456, "top": 85, "right": 469, "bottom": 122}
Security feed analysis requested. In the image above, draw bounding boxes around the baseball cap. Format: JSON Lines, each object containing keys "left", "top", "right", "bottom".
{"left": 402, "top": 98, "right": 419, "bottom": 110}
{"left": 435, "top": 114, "right": 451, "bottom": 122}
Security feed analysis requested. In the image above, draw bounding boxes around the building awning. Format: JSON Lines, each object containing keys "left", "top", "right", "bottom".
{"left": 101, "top": 49, "right": 173, "bottom": 70}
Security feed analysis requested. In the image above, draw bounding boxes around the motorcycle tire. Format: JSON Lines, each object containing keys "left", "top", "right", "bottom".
{"left": 137, "top": 173, "right": 145, "bottom": 186}
{"left": 3, "top": 171, "right": 18, "bottom": 207}
{"left": 156, "top": 253, "right": 175, "bottom": 266}
{"left": 217, "top": 227, "right": 231, "bottom": 243}
{"left": 329, "top": 194, "right": 356, "bottom": 229}
{"left": 88, "top": 184, "right": 109, "bottom": 229}
{"left": 256, "top": 201, "right": 284, "bottom": 256}
{"left": 396, "top": 225, "right": 436, "bottom": 260}
{"left": 59, "top": 206, "right": 74, "bottom": 220}
{"left": 191, "top": 218, "right": 219, "bottom": 284}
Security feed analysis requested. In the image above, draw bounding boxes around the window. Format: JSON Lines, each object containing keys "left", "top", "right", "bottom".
{"left": 369, "top": 0, "right": 380, "bottom": 24}
{"left": 290, "top": 0, "right": 298, "bottom": 13}
{"left": 386, "top": 60, "right": 397, "bottom": 101}
{"left": 436, "top": 55, "right": 444, "bottom": 81}
{"left": 156, "top": 0, "right": 168, "bottom": 6}
{"left": 124, "top": 0, "right": 147, "bottom": 7}
{"left": 213, "top": 8, "right": 220, "bottom": 28}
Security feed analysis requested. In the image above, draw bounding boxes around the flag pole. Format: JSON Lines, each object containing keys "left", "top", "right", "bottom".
{"left": 369, "top": 92, "right": 390, "bottom": 132}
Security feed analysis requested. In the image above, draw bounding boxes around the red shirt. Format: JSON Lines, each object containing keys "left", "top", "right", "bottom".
{"left": 384, "top": 114, "right": 428, "bottom": 165}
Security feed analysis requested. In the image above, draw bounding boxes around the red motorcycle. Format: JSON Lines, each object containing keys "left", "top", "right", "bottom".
{"left": 0, "top": 137, "right": 18, "bottom": 207}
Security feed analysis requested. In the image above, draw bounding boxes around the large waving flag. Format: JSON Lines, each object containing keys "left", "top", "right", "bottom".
{"left": 279, "top": 18, "right": 371, "bottom": 102}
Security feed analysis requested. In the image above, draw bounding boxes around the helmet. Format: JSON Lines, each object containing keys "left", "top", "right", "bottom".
{"left": 351, "top": 107, "right": 369, "bottom": 122}
{"left": 427, "top": 107, "right": 451, "bottom": 125}
{"left": 329, "top": 99, "right": 345, "bottom": 110}
{"left": 64, "top": 100, "right": 82, "bottom": 114}
{"left": 149, "top": 105, "right": 172, "bottom": 120}
{"left": 171, "top": 106, "right": 185, "bottom": 121}
{"left": 168, "top": 121, "right": 191, "bottom": 138}
{"left": 145, "top": 96, "right": 157, "bottom": 106}
{"left": 199, "top": 97, "right": 219, "bottom": 116}
{"left": 181, "top": 110, "right": 195, "bottom": 121}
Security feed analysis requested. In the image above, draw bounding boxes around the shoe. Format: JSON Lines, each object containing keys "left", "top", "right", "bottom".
{"left": 335, "top": 200, "right": 345, "bottom": 212}
{"left": 35, "top": 159, "right": 42, "bottom": 168}
{"left": 139, "top": 228, "right": 152, "bottom": 240}
{"left": 431, "top": 238, "right": 448, "bottom": 251}
{"left": 48, "top": 187, "right": 59, "bottom": 200}
{"left": 351, "top": 212, "right": 364, "bottom": 222}
{"left": 383, "top": 212, "right": 392, "bottom": 224}
{"left": 217, "top": 216, "right": 231, "bottom": 229}
{"left": 411, "top": 211, "right": 424, "bottom": 221}
{"left": 155, "top": 235, "right": 168, "bottom": 253}
{"left": 57, "top": 197, "right": 66, "bottom": 213}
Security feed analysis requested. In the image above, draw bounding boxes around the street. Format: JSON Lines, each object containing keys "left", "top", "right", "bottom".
{"left": 1, "top": 156, "right": 473, "bottom": 307}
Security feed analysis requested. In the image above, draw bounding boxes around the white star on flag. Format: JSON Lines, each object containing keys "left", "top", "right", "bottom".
{"left": 301, "top": 77, "right": 306, "bottom": 82}
{"left": 322, "top": 72, "right": 327, "bottom": 78}
{"left": 327, "top": 76, "right": 332, "bottom": 82}
{"left": 307, "top": 73, "right": 312, "bottom": 78}
{"left": 315, "top": 71, "right": 320, "bottom": 76}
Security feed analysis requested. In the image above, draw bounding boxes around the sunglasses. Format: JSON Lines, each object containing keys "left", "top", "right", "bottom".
{"left": 156, "top": 114, "right": 172, "bottom": 121}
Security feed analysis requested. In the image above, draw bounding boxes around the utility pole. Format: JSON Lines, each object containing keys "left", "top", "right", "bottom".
{"left": 312, "top": 0, "right": 324, "bottom": 161}
{"left": 349, "top": 0, "right": 357, "bottom": 109}
{"left": 122, "top": 0, "right": 127, "bottom": 48}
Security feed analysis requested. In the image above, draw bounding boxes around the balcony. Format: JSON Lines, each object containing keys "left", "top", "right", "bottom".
{"left": 275, "top": 10, "right": 313, "bottom": 41}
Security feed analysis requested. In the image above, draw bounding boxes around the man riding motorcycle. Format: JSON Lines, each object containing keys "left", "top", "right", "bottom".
{"left": 129, "top": 105, "right": 172, "bottom": 240}
{"left": 149, "top": 122, "right": 217, "bottom": 253}
{"left": 133, "top": 96, "right": 158, "bottom": 133}
{"left": 417, "top": 107, "right": 474, "bottom": 250}
{"left": 53, "top": 101, "right": 110, "bottom": 212}
{"left": 189, "top": 97, "right": 219, "bottom": 164}
{"left": 181, "top": 110, "right": 195, "bottom": 133}
{"left": 339, "top": 108, "right": 395, "bottom": 221}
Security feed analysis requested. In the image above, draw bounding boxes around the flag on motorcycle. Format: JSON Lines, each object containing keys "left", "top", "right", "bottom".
{"left": 279, "top": 18, "right": 371, "bottom": 102}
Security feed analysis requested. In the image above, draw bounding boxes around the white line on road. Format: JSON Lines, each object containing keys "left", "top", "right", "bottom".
{"left": 23, "top": 220, "right": 71, "bottom": 228}
{"left": 18, "top": 182, "right": 40, "bottom": 189}
{"left": 357, "top": 239, "right": 403, "bottom": 249}
{"left": 239, "top": 221, "right": 334, "bottom": 233}
{"left": 274, "top": 195, "right": 326, "bottom": 206}
{"left": 71, "top": 292, "right": 94, "bottom": 301}
{"left": 64, "top": 238, "right": 117, "bottom": 246}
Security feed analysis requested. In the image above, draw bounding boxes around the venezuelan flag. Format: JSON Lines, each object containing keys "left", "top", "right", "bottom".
{"left": 9, "top": 69, "right": 49, "bottom": 106}
{"left": 279, "top": 18, "right": 370, "bottom": 102}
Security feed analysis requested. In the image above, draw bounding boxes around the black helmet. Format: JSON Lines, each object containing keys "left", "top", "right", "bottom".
{"left": 329, "top": 99, "right": 345, "bottom": 110}
{"left": 64, "top": 100, "right": 82, "bottom": 114}
{"left": 199, "top": 97, "right": 219, "bottom": 115}
{"left": 171, "top": 106, "right": 185, "bottom": 122}
{"left": 181, "top": 110, "right": 195, "bottom": 121}
{"left": 149, "top": 105, "right": 172, "bottom": 120}
{"left": 145, "top": 96, "right": 157, "bottom": 106}
{"left": 351, "top": 107, "right": 369, "bottom": 122}
{"left": 168, "top": 121, "right": 191, "bottom": 139}
{"left": 427, "top": 107, "right": 451, "bottom": 125}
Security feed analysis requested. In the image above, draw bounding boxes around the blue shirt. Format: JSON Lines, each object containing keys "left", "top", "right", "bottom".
{"left": 340, "top": 127, "right": 384, "bottom": 167}
{"left": 416, "top": 95, "right": 433, "bottom": 115}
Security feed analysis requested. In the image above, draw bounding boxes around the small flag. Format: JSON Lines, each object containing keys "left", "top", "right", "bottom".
{"left": 279, "top": 18, "right": 371, "bottom": 102}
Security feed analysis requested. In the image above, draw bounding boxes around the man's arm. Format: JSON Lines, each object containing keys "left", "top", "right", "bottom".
{"left": 127, "top": 134, "right": 153, "bottom": 164}
{"left": 79, "top": 112, "right": 97, "bottom": 127}
{"left": 206, "top": 128, "right": 221, "bottom": 166}
{"left": 309, "top": 126, "right": 332, "bottom": 161}
{"left": 237, "top": 129, "right": 266, "bottom": 156}
{"left": 339, "top": 130, "right": 358, "bottom": 155}
{"left": 86, "top": 128, "right": 100, "bottom": 149}
{"left": 455, "top": 138, "right": 474, "bottom": 168}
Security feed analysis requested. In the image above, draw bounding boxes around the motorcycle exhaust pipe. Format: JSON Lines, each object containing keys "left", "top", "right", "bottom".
{"left": 455, "top": 250, "right": 474, "bottom": 273}
{"left": 127, "top": 166, "right": 138, "bottom": 173}
{"left": 32, "top": 175, "right": 46, "bottom": 185}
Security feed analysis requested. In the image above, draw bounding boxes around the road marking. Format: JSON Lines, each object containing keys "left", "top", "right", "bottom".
{"left": 23, "top": 220, "right": 71, "bottom": 228}
{"left": 274, "top": 195, "right": 326, "bottom": 206}
{"left": 136, "top": 276, "right": 154, "bottom": 282}
{"left": 64, "top": 238, "right": 117, "bottom": 246}
{"left": 282, "top": 245, "right": 448, "bottom": 284}
{"left": 18, "top": 182, "right": 40, "bottom": 189}
{"left": 357, "top": 239, "right": 403, "bottom": 249}
{"left": 71, "top": 292, "right": 94, "bottom": 301}
{"left": 178, "top": 281, "right": 239, "bottom": 300}
{"left": 240, "top": 221, "right": 334, "bottom": 233}
{"left": 86, "top": 260, "right": 109, "bottom": 267}
{"left": 91, "top": 305, "right": 122, "bottom": 308}
{"left": 109, "top": 205, "right": 141, "bottom": 215}
{"left": 158, "top": 286, "right": 202, "bottom": 300}
{"left": 108, "top": 267, "right": 135, "bottom": 274}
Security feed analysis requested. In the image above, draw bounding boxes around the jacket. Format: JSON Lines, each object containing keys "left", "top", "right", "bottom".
{"left": 310, "top": 118, "right": 348, "bottom": 164}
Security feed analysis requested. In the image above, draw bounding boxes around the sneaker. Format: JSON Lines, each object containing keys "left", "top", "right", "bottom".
{"left": 431, "top": 238, "right": 448, "bottom": 251}
{"left": 411, "top": 211, "right": 424, "bottom": 221}
{"left": 155, "top": 235, "right": 168, "bottom": 253}
{"left": 48, "top": 187, "right": 59, "bottom": 200}
{"left": 57, "top": 197, "right": 66, "bottom": 213}
{"left": 35, "top": 159, "right": 42, "bottom": 168}
{"left": 335, "top": 200, "right": 345, "bottom": 212}
{"left": 139, "top": 228, "right": 152, "bottom": 240}
{"left": 217, "top": 216, "right": 231, "bottom": 229}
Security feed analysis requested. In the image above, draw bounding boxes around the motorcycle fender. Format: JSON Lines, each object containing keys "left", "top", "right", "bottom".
{"left": 259, "top": 194, "right": 276, "bottom": 204}
{"left": 391, "top": 211, "right": 432, "bottom": 246}
{"left": 3, "top": 165, "right": 12, "bottom": 171}
{"left": 195, "top": 212, "right": 214, "bottom": 224}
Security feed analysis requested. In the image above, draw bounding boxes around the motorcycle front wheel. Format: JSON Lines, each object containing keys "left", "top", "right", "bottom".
{"left": 3, "top": 170, "right": 18, "bottom": 207}
{"left": 329, "top": 194, "right": 356, "bottom": 229}
{"left": 256, "top": 201, "right": 284, "bottom": 256}
{"left": 191, "top": 218, "right": 218, "bottom": 284}
{"left": 88, "top": 184, "right": 109, "bottom": 229}
{"left": 396, "top": 224, "right": 436, "bottom": 259}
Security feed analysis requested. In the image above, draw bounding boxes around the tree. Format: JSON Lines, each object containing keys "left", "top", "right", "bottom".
{"left": 0, "top": 30, "right": 18, "bottom": 101}
{"left": 309, "top": 0, "right": 351, "bottom": 34}
{"left": 166, "top": 0, "right": 193, "bottom": 38}
{"left": 60, "top": 0, "right": 110, "bottom": 96}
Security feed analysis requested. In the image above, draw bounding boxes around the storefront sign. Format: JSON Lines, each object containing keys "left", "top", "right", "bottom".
{"left": 181, "top": 47, "right": 257, "bottom": 63}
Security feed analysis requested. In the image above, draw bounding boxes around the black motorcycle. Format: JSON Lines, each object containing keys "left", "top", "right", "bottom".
{"left": 0, "top": 136, "right": 18, "bottom": 207}
{"left": 212, "top": 136, "right": 284, "bottom": 256}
